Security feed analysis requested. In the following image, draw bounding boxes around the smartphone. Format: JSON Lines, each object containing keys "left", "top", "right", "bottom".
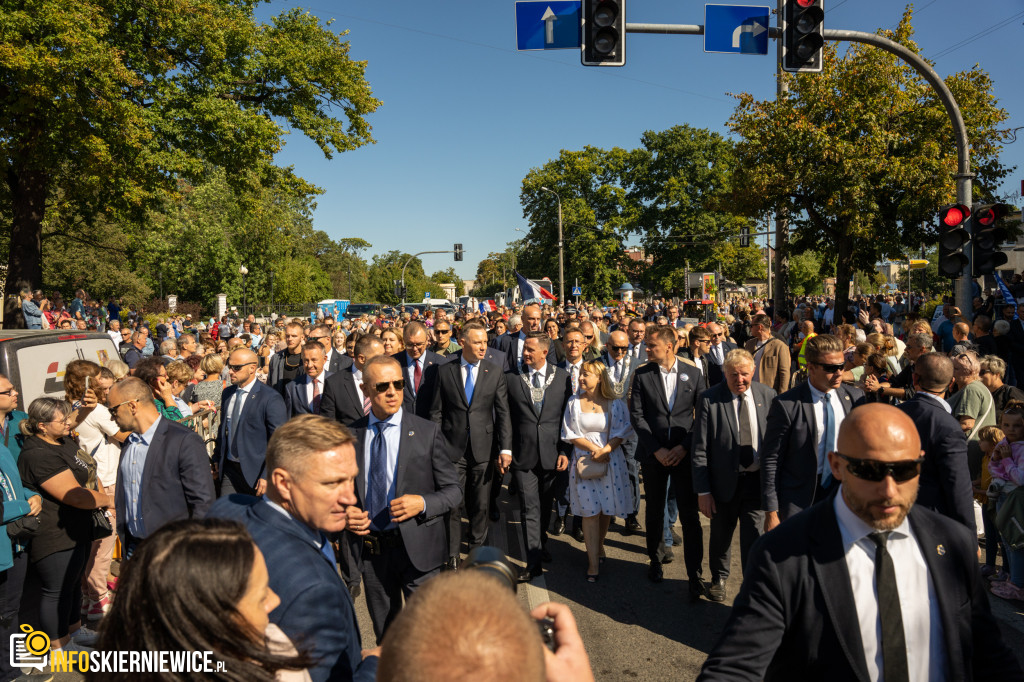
{"left": 85, "top": 376, "right": 91, "bottom": 392}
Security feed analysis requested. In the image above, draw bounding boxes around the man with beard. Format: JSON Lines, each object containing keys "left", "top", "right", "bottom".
{"left": 699, "top": 404, "right": 1023, "bottom": 682}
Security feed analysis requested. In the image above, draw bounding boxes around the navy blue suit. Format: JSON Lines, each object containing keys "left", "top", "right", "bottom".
{"left": 214, "top": 380, "right": 288, "bottom": 492}
{"left": 393, "top": 350, "right": 444, "bottom": 419}
{"left": 208, "top": 496, "right": 377, "bottom": 682}
{"left": 284, "top": 371, "right": 334, "bottom": 418}
{"left": 115, "top": 418, "right": 215, "bottom": 542}
{"left": 706, "top": 341, "right": 738, "bottom": 386}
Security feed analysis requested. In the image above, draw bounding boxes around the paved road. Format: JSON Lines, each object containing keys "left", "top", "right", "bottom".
{"left": 354, "top": 483, "right": 1024, "bottom": 680}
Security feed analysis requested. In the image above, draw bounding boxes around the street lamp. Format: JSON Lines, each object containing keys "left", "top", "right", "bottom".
{"left": 539, "top": 187, "right": 565, "bottom": 304}
{"left": 512, "top": 227, "right": 525, "bottom": 272}
{"left": 239, "top": 265, "right": 248, "bottom": 316}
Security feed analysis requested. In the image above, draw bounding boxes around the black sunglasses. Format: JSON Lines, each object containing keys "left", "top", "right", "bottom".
{"left": 227, "top": 362, "right": 256, "bottom": 371}
{"left": 835, "top": 452, "right": 924, "bottom": 483}
{"left": 372, "top": 379, "right": 406, "bottom": 393}
{"left": 813, "top": 361, "right": 845, "bottom": 373}
{"left": 609, "top": 345, "right": 629, "bottom": 352}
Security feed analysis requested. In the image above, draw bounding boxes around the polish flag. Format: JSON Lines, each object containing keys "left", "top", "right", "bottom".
{"left": 515, "top": 271, "right": 556, "bottom": 301}
{"left": 478, "top": 300, "right": 496, "bottom": 313}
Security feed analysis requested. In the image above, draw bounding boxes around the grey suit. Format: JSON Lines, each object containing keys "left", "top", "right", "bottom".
{"left": 350, "top": 411, "right": 461, "bottom": 641}
{"left": 691, "top": 381, "right": 776, "bottom": 582}
{"left": 760, "top": 382, "right": 866, "bottom": 519}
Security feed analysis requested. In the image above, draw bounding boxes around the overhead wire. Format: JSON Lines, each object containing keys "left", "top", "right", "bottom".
{"left": 930, "top": 9, "right": 1024, "bottom": 59}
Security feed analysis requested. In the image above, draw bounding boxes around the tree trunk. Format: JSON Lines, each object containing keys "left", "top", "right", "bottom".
{"left": 4, "top": 167, "right": 49, "bottom": 301}
{"left": 833, "top": 236, "right": 855, "bottom": 327}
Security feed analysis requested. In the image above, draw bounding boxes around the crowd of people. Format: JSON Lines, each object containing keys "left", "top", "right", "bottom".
{"left": 0, "top": 286, "right": 1022, "bottom": 680}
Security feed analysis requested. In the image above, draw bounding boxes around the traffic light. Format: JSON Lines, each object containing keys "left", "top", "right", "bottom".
{"left": 972, "top": 203, "right": 1010, "bottom": 277}
{"left": 781, "top": 0, "right": 825, "bottom": 73}
{"left": 454, "top": 243, "right": 463, "bottom": 262}
{"left": 937, "top": 204, "right": 971, "bottom": 277}
{"left": 582, "top": 0, "right": 625, "bottom": 67}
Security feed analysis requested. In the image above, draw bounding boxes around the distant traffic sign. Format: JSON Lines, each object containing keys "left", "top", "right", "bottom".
{"left": 572, "top": 286, "right": 583, "bottom": 296}
{"left": 516, "top": 1, "right": 581, "bottom": 51}
{"left": 704, "top": 4, "right": 769, "bottom": 55}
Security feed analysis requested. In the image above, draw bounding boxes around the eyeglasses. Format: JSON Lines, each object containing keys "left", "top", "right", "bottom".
{"left": 979, "top": 369, "right": 991, "bottom": 377}
{"left": 109, "top": 399, "right": 137, "bottom": 413}
{"left": 812, "top": 361, "right": 845, "bottom": 373}
{"left": 0, "top": 388, "right": 16, "bottom": 396}
{"left": 436, "top": 329, "right": 451, "bottom": 334}
{"left": 371, "top": 379, "right": 406, "bottom": 393}
{"left": 609, "top": 345, "right": 629, "bottom": 352}
{"left": 835, "top": 452, "right": 923, "bottom": 483}
{"left": 227, "top": 362, "right": 256, "bottom": 371}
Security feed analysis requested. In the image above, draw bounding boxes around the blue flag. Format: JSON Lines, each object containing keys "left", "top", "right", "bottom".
{"left": 994, "top": 273, "right": 1018, "bottom": 320}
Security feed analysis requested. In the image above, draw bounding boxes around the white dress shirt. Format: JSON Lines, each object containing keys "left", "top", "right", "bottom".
{"left": 352, "top": 365, "right": 366, "bottom": 406}
{"left": 834, "top": 490, "right": 945, "bottom": 682}
{"left": 304, "top": 369, "right": 327, "bottom": 410}
{"left": 660, "top": 360, "right": 679, "bottom": 411}
{"left": 565, "top": 359, "right": 583, "bottom": 394}
{"left": 808, "top": 383, "right": 845, "bottom": 474}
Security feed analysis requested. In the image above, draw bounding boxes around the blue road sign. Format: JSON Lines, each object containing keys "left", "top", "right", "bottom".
{"left": 516, "top": 1, "right": 581, "bottom": 51}
{"left": 704, "top": 4, "right": 770, "bottom": 55}
{"left": 571, "top": 286, "right": 583, "bottom": 296}
{"left": 424, "top": 292, "right": 431, "bottom": 298}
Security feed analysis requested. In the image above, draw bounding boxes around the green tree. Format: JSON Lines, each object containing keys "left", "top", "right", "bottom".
{"left": 727, "top": 7, "right": 1011, "bottom": 315}
{"left": 430, "top": 268, "right": 465, "bottom": 297}
{"left": 0, "top": 0, "right": 380, "bottom": 298}
{"left": 895, "top": 247, "right": 953, "bottom": 296}
{"left": 788, "top": 250, "right": 826, "bottom": 296}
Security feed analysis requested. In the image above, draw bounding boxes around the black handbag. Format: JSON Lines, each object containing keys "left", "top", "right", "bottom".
{"left": 90, "top": 509, "right": 113, "bottom": 541}
{"left": 6, "top": 515, "right": 40, "bottom": 541}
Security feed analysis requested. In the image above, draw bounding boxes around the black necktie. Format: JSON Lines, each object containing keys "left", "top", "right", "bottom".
{"left": 737, "top": 393, "right": 754, "bottom": 468}
{"left": 868, "top": 532, "right": 909, "bottom": 682}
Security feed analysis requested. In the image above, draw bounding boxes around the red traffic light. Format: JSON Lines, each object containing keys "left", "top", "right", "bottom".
{"left": 975, "top": 203, "right": 1009, "bottom": 227}
{"left": 939, "top": 203, "right": 970, "bottom": 227}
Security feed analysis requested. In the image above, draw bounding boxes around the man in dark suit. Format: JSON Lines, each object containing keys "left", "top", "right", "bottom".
{"left": 322, "top": 335, "right": 385, "bottom": 427}
{"left": 267, "top": 320, "right": 306, "bottom": 394}
{"left": 392, "top": 321, "right": 444, "bottom": 419}
{"left": 600, "top": 329, "right": 642, "bottom": 534}
{"left": 214, "top": 348, "right": 288, "bottom": 497}
{"left": 309, "top": 322, "right": 354, "bottom": 373}
{"left": 761, "top": 334, "right": 866, "bottom": 532}
{"left": 691, "top": 349, "right": 775, "bottom": 602}
{"left": 629, "top": 325, "right": 707, "bottom": 597}
{"left": 345, "top": 355, "right": 460, "bottom": 641}
{"left": 626, "top": 317, "right": 648, "bottom": 363}
{"left": 449, "top": 341, "right": 508, "bottom": 374}
{"left": 284, "top": 342, "right": 332, "bottom": 417}
{"left": 699, "top": 404, "right": 1023, "bottom": 682}
{"left": 705, "top": 322, "right": 738, "bottom": 387}
{"left": 110, "top": 378, "right": 215, "bottom": 556}
{"left": 688, "top": 325, "right": 713, "bottom": 386}
{"left": 430, "top": 321, "right": 512, "bottom": 568}
{"left": 208, "top": 415, "right": 379, "bottom": 682}
{"left": 505, "top": 332, "right": 572, "bottom": 581}
{"left": 897, "top": 352, "right": 976, "bottom": 533}
{"left": 492, "top": 303, "right": 556, "bottom": 371}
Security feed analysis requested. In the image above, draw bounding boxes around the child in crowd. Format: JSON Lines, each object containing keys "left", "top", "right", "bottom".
{"left": 988, "top": 402, "right": 1024, "bottom": 600}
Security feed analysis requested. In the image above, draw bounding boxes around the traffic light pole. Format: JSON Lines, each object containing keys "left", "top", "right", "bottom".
{"left": 623, "top": 22, "right": 974, "bottom": 314}
{"left": 401, "top": 250, "right": 455, "bottom": 305}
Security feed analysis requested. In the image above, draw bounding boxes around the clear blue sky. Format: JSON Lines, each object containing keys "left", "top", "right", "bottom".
{"left": 262, "top": 0, "right": 1024, "bottom": 283}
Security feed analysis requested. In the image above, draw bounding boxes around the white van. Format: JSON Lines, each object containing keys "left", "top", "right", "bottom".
{"left": 0, "top": 331, "right": 120, "bottom": 409}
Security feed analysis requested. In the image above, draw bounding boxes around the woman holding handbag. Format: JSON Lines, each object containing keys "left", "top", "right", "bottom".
{"left": 17, "top": 398, "right": 110, "bottom": 653}
{"left": 561, "top": 361, "right": 634, "bottom": 583}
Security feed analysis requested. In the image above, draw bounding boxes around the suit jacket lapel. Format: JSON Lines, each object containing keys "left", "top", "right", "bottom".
{"left": 453, "top": 362, "right": 470, "bottom": 408}
{"left": 908, "top": 511, "right": 966, "bottom": 681}
{"left": 651, "top": 367, "right": 670, "bottom": 413}
{"left": 719, "top": 383, "right": 739, "bottom": 439}
{"left": 139, "top": 418, "right": 169, "bottom": 498}
{"left": 354, "top": 425, "right": 368, "bottom": 507}
{"left": 343, "top": 369, "right": 360, "bottom": 407}
{"left": 838, "top": 385, "right": 855, "bottom": 416}
{"left": 801, "top": 383, "right": 818, "bottom": 443}
{"left": 395, "top": 414, "right": 414, "bottom": 495}
{"left": 809, "top": 502, "right": 872, "bottom": 682}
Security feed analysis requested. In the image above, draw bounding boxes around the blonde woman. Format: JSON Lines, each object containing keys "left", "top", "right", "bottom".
{"left": 561, "top": 360, "right": 634, "bottom": 582}
{"left": 866, "top": 332, "right": 901, "bottom": 377}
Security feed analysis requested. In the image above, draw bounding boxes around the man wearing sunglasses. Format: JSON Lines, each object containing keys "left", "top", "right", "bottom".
{"left": 700, "top": 404, "right": 1023, "bottom": 682}
{"left": 897, "top": 353, "right": 976, "bottom": 534}
{"left": 600, "top": 330, "right": 642, "bottom": 535}
{"left": 761, "top": 335, "right": 865, "bottom": 532}
{"left": 214, "top": 348, "right": 288, "bottom": 498}
{"left": 345, "top": 355, "right": 460, "bottom": 642}
{"left": 705, "top": 322, "right": 738, "bottom": 388}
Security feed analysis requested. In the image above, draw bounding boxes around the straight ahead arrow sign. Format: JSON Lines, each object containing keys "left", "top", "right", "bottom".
{"left": 542, "top": 6, "right": 556, "bottom": 45}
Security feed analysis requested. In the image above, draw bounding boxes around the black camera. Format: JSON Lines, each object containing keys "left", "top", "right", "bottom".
{"left": 462, "top": 546, "right": 556, "bottom": 652}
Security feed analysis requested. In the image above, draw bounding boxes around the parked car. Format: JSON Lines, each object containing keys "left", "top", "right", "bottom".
{"left": 0, "top": 331, "right": 120, "bottom": 409}
{"left": 343, "top": 303, "right": 382, "bottom": 320}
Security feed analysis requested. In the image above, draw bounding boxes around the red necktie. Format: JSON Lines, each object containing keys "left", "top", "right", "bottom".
{"left": 311, "top": 377, "right": 321, "bottom": 414}
{"left": 363, "top": 394, "right": 371, "bottom": 415}
{"left": 414, "top": 361, "right": 422, "bottom": 393}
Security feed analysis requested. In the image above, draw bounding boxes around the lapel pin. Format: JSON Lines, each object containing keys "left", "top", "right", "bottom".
{"left": 408, "top": 430, "right": 415, "bottom": 437}
{"left": 936, "top": 544, "right": 946, "bottom": 556}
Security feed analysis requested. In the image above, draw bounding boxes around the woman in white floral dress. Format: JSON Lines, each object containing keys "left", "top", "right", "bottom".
{"left": 561, "top": 360, "right": 634, "bottom": 582}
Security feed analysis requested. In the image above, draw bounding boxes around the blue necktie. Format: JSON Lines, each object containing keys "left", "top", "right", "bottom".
{"left": 319, "top": 534, "right": 335, "bottom": 565}
{"left": 464, "top": 363, "right": 476, "bottom": 404}
{"left": 821, "top": 395, "right": 836, "bottom": 488}
{"left": 368, "top": 422, "right": 391, "bottom": 530}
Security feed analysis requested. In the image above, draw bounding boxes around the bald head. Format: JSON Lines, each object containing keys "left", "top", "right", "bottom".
{"left": 376, "top": 572, "right": 545, "bottom": 682}
{"left": 836, "top": 404, "right": 921, "bottom": 459}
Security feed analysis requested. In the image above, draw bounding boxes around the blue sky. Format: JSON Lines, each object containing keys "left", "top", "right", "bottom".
{"left": 261, "top": 0, "right": 1024, "bottom": 283}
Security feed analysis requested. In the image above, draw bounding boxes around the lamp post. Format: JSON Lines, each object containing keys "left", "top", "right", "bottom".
{"left": 512, "top": 227, "right": 525, "bottom": 273}
{"left": 239, "top": 265, "right": 248, "bottom": 317}
{"left": 539, "top": 187, "right": 565, "bottom": 304}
